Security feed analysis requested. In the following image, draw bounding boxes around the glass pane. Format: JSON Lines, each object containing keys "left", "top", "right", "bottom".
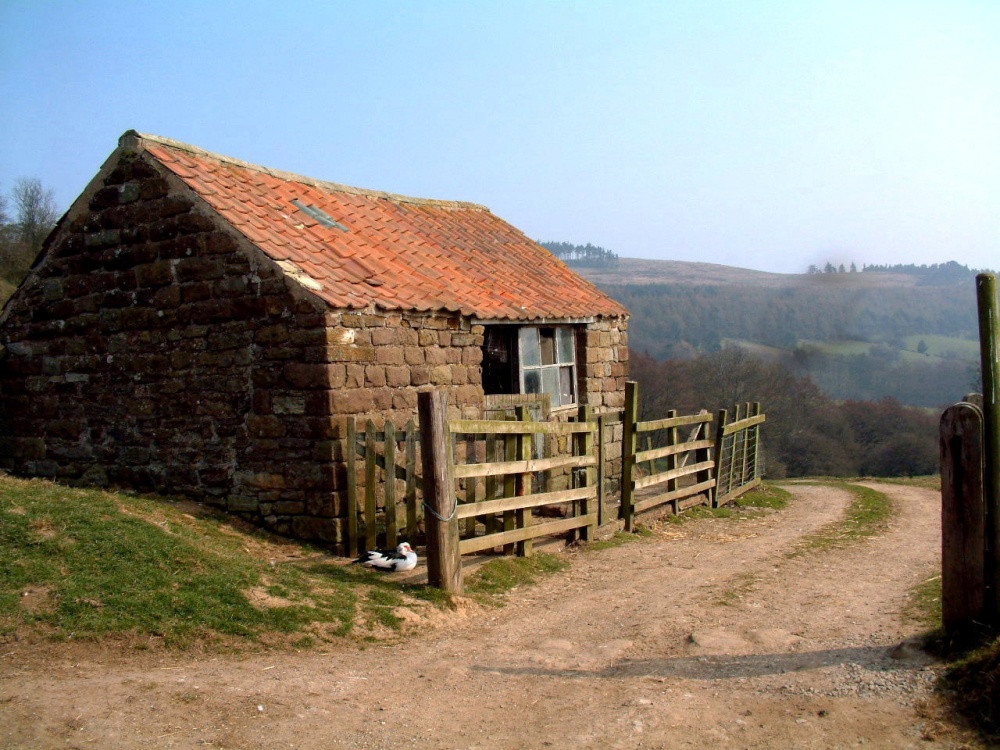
{"left": 519, "top": 327, "right": 541, "bottom": 367}
{"left": 559, "top": 366, "right": 575, "bottom": 405}
{"left": 541, "top": 367, "right": 561, "bottom": 405}
{"left": 557, "top": 327, "right": 575, "bottom": 364}
{"left": 539, "top": 328, "right": 556, "bottom": 365}
{"left": 523, "top": 369, "right": 541, "bottom": 394}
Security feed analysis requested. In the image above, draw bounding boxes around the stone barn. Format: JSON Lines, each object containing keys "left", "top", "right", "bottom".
{"left": 0, "top": 131, "right": 629, "bottom": 551}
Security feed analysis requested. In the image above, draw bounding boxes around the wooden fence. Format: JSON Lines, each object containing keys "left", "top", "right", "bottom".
{"left": 346, "top": 383, "right": 765, "bottom": 560}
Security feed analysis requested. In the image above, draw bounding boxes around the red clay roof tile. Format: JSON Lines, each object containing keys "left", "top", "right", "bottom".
{"left": 134, "top": 133, "right": 628, "bottom": 321}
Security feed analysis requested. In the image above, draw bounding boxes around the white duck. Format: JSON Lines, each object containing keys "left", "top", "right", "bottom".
{"left": 354, "top": 542, "right": 418, "bottom": 572}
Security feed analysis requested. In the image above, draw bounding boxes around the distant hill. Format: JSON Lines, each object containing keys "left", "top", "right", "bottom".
{"left": 575, "top": 257, "right": 986, "bottom": 407}
{"left": 573, "top": 257, "right": 924, "bottom": 288}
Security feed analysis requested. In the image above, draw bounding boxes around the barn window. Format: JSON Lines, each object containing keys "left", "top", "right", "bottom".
{"left": 482, "top": 325, "right": 578, "bottom": 408}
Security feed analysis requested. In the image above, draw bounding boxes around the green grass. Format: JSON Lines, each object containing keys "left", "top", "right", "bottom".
{"left": 874, "top": 475, "right": 940, "bottom": 491}
{"left": 790, "top": 482, "right": 894, "bottom": 555}
{"left": 586, "top": 527, "right": 654, "bottom": 551}
{"left": 903, "top": 574, "right": 942, "bottom": 628}
{"left": 464, "top": 552, "right": 570, "bottom": 604}
{"left": 663, "top": 483, "right": 791, "bottom": 525}
{"left": 736, "top": 484, "right": 791, "bottom": 510}
{"left": 0, "top": 474, "right": 450, "bottom": 647}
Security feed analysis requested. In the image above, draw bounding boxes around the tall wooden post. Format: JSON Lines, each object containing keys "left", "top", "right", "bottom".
{"left": 515, "top": 405, "right": 532, "bottom": 556}
{"left": 941, "top": 402, "right": 986, "bottom": 632}
{"left": 418, "top": 391, "right": 462, "bottom": 593}
{"left": 577, "top": 405, "right": 595, "bottom": 542}
{"left": 621, "top": 381, "right": 639, "bottom": 532}
{"left": 977, "top": 273, "right": 1000, "bottom": 622}
{"left": 751, "top": 402, "right": 762, "bottom": 483}
{"left": 346, "top": 418, "right": 359, "bottom": 557}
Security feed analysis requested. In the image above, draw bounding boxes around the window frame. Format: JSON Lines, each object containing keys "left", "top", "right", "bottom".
{"left": 517, "top": 325, "right": 579, "bottom": 409}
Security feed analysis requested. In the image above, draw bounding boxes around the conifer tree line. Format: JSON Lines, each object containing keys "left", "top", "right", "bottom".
{"left": 807, "top": 260, "right": 988, "bottom": 284}
{"left": 540, "top": 241, "right": 619, "bottom": 267}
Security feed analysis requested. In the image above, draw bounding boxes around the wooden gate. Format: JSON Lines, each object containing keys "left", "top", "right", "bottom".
{"left": 345, "top": 418, "right": 422, "bottom": 557}
{"left": 713, "top": 403, "right": 765, "bottom": 506}
{"left": 450, "top": 405, "right": 599, "bottom": 556}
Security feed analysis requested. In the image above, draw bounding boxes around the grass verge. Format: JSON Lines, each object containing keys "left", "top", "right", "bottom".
{"left": 665, "top": 483, "right": 792, "bottom": 525}
{"left": 790, "top": 482, "right": 894, "bottom": 555}
{"left": 464, "top": 552, "right": 570, "bottom": 605}
{"left": 0, "top": 474, "right": 450, "bottom": 648}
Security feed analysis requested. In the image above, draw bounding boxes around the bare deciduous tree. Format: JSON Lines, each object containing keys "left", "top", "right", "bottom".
{"left": 1, "top": 178, "right": 60, "bottom": 285}
{"left": 12, "top": 177, "right": 59, "bottom": 252}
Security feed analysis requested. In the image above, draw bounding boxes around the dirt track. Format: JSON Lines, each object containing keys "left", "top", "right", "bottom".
{"left": 0, "top": 482, "right": 980, "bottom": 749}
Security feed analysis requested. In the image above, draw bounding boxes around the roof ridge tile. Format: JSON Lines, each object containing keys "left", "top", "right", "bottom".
{"left": 123, "top": 129, "right": 490, "bottom": 211}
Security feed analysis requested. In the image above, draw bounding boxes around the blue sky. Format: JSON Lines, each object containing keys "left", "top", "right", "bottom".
{"left": 1, "top": 1, "right": 997, "bottom": 274}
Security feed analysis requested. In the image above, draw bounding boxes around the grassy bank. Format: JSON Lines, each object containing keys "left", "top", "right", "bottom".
{"left": 0, "top": 474, "right": 450, "bottom": 648}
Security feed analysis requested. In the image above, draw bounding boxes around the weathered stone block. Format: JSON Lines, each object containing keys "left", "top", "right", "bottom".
{"left": 375, "top": 347, "right": 404, "bottom": 365}
{"left": 174, "top": 256, "right": 224, "bottom": 282}
{"left": 370, "top": 327, "right": 395, "bottom": 346}
{"left": 430, "top": 365, "right": 453, "bottom": 385}
{"left": 283, "top": 362, "right": 330, "bottom": 389}
{"left": 364, "top": 366, "right": 387, "bottom": 387}
{"left": 424, "top": 347, "right": 447, "bottom": 365}
{"left": 273, "top": 395, "right": 307, "bottom": 415}
{"left": 247, "top": 415, "right": 285, "bottom": 438}
{"left": 329, "top": 388, "right": 373, "bottom": 414}
{"left": 385, "top": 365, "right": 410, "bottom": 387}
{"left": 291, "top": 516, "right": 341, "bottom": 543}
{"left": 135, "top": 260, "right": 175, "bottom": 287}
{"left": 345, "top": 364, "right": 365, "bottom": 388}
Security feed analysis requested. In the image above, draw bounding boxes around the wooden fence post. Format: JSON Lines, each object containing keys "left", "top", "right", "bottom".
{"left": 664, "top": 409, "right": 679, "bottom": 514}
{"left": 346, "top": 418, "right": 359, "bottom": 557}
{"left": 977, "top": 273, "right": 1000, "bottom": 624}
{"left": 515, "top": 405, "right": 533, "bottom": 556}
{"left": 941, "top": 401, "right": 986, "bottom": 633}
{"left": 404, "top": 419, "right": 419, "bottom": 542}
{"left": 751, "top": 402, "right": 762, "bottom": 482}
{"left": 384, "top": 420, "right": 397, "bottom": 548}
{"left": 621, "top": 381, "right": 639, "bottom": 532}
{"left": 577, "top": 404, "right": 595, "bottom": 542}
{"left": 364, "top": 420, "right": 378, "bottom": 552}
{"left": 597, "top": 413, "right": 606, "bottom": 527}
{"left": 503, "top": 413, "right": 518, "bottom": 555}
{"left": 418, "top": 391, "right": 462, "bottom": 593}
